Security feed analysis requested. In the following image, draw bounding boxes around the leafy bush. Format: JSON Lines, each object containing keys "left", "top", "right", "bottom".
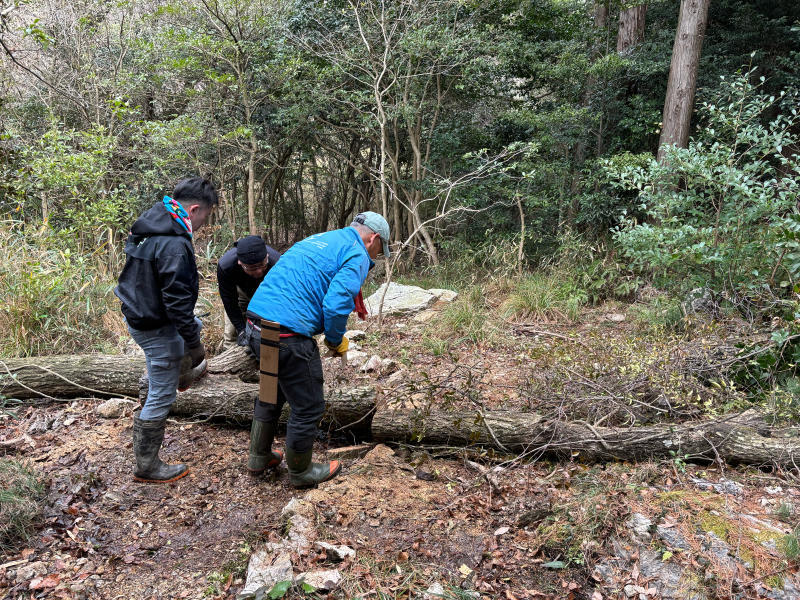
{"left": 554, "top": 233, "right": 643, "bottom": 305}
{"left": 608, "top": 69, "right": 800, "bottom": 304}
{"left": 730, "top": 326, "right": 800, "bottom": 412}
{"left": 0, "top": 459, "right": 46, "bottom": 551}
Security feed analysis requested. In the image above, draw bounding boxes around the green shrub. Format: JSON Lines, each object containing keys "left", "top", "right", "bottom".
{"left": 553, "top": 234, "right": 643, "bottom": 305}
{"left": 0, "top": 459, "right": 46, "bottom": 551}
{"left": 608, "top": 69, "right": 800, "bottom": 304}
{"left": 782, "top": 526, "right": 800, "bottom": 561}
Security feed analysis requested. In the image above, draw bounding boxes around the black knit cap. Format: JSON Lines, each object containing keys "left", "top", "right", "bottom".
{"left": 235, "top": 236, "right": 267, "bottom": 264}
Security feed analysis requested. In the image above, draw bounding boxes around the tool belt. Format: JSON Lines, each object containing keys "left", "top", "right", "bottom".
{"left": 247, "top": 317, "right": 298, "bottom": 405}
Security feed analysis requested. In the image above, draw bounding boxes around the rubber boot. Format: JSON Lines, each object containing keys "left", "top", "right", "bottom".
{"left": 247, "top": 420, "right": 283, "bottom": 475}
{"left": 132, "top": 412, "right": 189, "bottom": 483}
{"left": 285, "top": 447, "right": 341, "bottom": 489}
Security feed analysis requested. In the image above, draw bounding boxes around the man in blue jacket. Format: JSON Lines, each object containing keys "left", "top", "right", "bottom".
{"left": 244, "top": 212, "right": 390, "bottom": 488}
{"left": 115, "top": 177, "right": 218, "bottom": 483}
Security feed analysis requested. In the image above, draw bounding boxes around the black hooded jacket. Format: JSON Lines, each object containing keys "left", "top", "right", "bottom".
{"left": 114, "top": 202, "right": 201, "bottom": 348}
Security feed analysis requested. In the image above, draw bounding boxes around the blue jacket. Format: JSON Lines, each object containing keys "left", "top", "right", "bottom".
{"left": 247, "top": 227, "right": 373, "bottom": 344}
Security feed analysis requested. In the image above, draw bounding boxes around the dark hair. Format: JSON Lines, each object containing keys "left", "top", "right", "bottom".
{"left": 172, "top": 177, "right": 219, "bottom": 207}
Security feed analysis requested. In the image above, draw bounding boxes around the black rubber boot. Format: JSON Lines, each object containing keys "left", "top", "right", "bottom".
{"left": 247, "top": 420, "right": 283, "bottom": 475}
{"left": 285, "top": 448, "right": 341, "bottom": 489}
{"left": 132, "top": 412, "right": 189, "bottom": 483}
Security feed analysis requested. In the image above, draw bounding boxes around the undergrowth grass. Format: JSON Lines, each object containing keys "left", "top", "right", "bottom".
{"left": 429, "top": 287, "right": 491, "bottom": 344}
{"left": 0, "top": 459, "right": 46, "bottom": 551}
{"left": 0, "top": 221, "right": 123, "bottom": 356}
{"left": 501, "top": 272, "right": 587, "bottom": 322}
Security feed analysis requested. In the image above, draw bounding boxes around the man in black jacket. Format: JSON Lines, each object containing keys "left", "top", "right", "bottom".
{"left": 217, "top": 236, "right": 280, "bottom": 350}
{"left": 115, "top": 177, "right": 218, "bottom": 483}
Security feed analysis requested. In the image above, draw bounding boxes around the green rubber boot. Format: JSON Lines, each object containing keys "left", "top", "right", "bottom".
{"left": 247, "top": 420, "right": 283, "bottom": 475}
{"left": 285, "top": 447, "right": 341, "bottom": 489}
{"left": 133, "top": 412, "right": 189, "bottom": 483}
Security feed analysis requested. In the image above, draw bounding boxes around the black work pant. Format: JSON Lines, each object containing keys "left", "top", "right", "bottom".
{"left": 245, "top": 319, "right": 324, "bottom": 453}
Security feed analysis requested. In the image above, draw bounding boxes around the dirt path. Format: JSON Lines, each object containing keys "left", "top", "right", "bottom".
{"left": 3, "top": 304, "right": 800, "bottom": 599}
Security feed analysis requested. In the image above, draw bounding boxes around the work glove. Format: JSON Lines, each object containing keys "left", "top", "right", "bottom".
{"left": 187, "top": 343, "right": 206, "bottom": 368}
{"left": 324, "top": 336, "right": 349, "bottom": 357}
{"left": 237, "top": 329, "right": 249, "bottom": 347}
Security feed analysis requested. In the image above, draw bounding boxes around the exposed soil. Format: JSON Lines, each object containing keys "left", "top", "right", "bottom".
{"left": 2, "top": 299, "right": 799, "bottom": 599}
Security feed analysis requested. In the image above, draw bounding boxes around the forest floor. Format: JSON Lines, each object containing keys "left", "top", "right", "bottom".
{"left": 2, "top": 289, "right": 800, "bottom": 599}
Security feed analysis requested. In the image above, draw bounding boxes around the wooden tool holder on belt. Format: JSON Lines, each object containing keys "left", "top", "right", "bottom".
{"left": 259, "top": 320, "right": 280, "bottom": 404}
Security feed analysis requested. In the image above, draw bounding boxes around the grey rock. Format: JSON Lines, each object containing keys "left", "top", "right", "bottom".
{"left": 624, "top": 584, "right": 638, "bottom": 597}
{"left": 365, "top": 283, "right": 438, "bottom": 316}
{"left": 345, "top": 329, "right": 367, "bottom": 341}
{"left": 14, "top": 561, "right": 47, "bottom": 584}
{"left": 344, "top": 350, "right": 368, "bottom": 369}
{"left": 429, "top": 289, "right": 458, "bottom": 302}
{"left": 361, "top": 355, "right": 383, "bottom": 372}
{"left": 592, "top": 562, "right": 615, "bottom": 583}
{"left": 638, "top": 549, "right": 705, "bottom": 600}
{"left": 380, "top": 358, "right": 398, "bottom": 374}
{"left": 315, "top": 541, "right": 355, "bottom": 561}
{"left": 656, "top": 524, "right": 692, "bottom": 551}
{"left": 236, "top": 551, "right": 293, "bottom": 600}
{"left": 96, "top": 398, "right": 135, "bottom": 419}
{"left": 280, "top": 498, "right": 316, "bottom": 550}
{"left": 702, "top": 532, "right": 735, "bottom": 570}
{"left": 627, "top": 513, "right": 653, "bottom": 543}
{"left": 297, "top": 569, "right": 342, "bottom": 591}
{"left": 386, "top": 368, "right": 408, "bottom": 385}
{"left": 690, "top": 477, "right": 742, "bottom": 496}
{"left": 760, "top": 580, "right": 800, "bottom": 600}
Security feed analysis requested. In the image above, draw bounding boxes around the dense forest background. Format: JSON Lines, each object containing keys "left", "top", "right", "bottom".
{"left": 1, "top": 0, "right": 799, "bottom": 367}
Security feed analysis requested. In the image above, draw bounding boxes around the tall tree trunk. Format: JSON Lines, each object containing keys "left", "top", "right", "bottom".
{"left": 617, "top": 3, "right": 647, "bottom": 53}
{"left": 657, "top": 0, "right": 711, "bottom": 163}
{"left": 566, "top": 1, "right": 609, "bottom": 226}
{"left": 247, "top": 138, "right": 258, "bottom": 235}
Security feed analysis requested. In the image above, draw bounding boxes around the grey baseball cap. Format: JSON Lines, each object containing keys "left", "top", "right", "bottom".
{"left": 352, "top": 211, "right": 391, "bottom": 257}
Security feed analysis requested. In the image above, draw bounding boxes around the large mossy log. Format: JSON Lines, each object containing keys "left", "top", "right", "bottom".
{"left": 3, "top": 348, "right": 800, "bottom": 468}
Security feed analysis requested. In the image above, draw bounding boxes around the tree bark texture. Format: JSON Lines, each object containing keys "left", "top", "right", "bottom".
{"left": 0, "top": 355, "right": 145, "bottom": 400}
{"left": 657, "top": 0, "right": 710, "bottom": 163}
{"left": 4, "top": 350, "right": 800, "bottom": 468}
{"left": 617, "top": 3, "right": 647, "bottom": 53}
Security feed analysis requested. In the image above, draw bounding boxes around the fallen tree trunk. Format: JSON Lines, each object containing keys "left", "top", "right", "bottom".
{"left": 0, "top": 355, "right": 145, "bottom": 400}
{"left": 3, "top": 349, "right": 799, "bottom": 468}
{"left": 370, "top": 405, "right": 791, "bottom": 466}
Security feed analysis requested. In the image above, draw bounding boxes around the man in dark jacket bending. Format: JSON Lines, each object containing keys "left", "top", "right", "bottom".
{"left": 115, "top": 177, "right": 218, "bottom": 483}
{"left": 217, "top": 236, "right": 280, "bottom": 350}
